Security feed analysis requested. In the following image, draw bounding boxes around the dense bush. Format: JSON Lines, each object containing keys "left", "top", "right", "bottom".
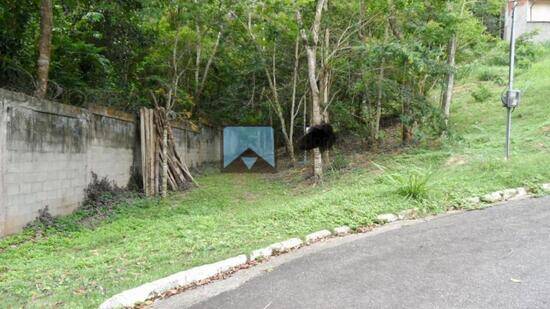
{"left": 80, "top": 172, "right": 141, "bottom": 218}
{"left": 478, "top": 70, "right": 504, "bottom": 85}
{"left": 488, "top": 33, "right": 544, "bottom": 69}
{"left": 471, "top": 85, "right": 492, "bottom": 103}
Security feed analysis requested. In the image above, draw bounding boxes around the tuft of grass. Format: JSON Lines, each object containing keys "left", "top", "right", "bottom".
{"left": 386, "top": 169, "right": 433, "bottom": 200}
{"left": 478, "top": 70, "right": 505, "bottom": 85}
{"left": 329, "top": 152, "right": 350, "bottom": 171}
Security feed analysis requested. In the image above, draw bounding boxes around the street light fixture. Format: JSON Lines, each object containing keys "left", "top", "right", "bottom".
{"left": 503, "top": 0, "right": 521, "bottom": 160}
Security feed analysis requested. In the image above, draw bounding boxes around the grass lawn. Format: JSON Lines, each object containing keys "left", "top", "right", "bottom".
{"left": 1, "top": 49, "right": 549, "bottom": 308}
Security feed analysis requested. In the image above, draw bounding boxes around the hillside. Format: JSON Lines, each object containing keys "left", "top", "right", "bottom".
{"left": 1, "top": 49, "right": 549, "bottom": 308}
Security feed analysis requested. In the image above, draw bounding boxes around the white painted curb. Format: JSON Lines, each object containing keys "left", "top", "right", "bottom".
{"left": 305, "top": 230, "right": 332, "bottom": 244}
{"left": 376, "top": 213, "right": 399, "bottom": 223}
{"left": 472, "top": 186, "right": 539, "bottom": 205}
{"left": 99, "top": 255, "right": 247, "bottom": 309}
{"left": 333, "top": 226, "right": 351, "bottom": 236}
{"left": 270, "top": 238, "right": 303, "bottom": 254}
{"left": 481, "top": 191, "right": 502, "bottom": 203}
{"left": 250, "top": 247, "right": 273, "bottom": 261}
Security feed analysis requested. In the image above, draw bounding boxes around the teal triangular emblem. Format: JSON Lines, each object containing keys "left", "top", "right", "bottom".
{"left": 241, "top": 157, "right": 257, "bottom": 170}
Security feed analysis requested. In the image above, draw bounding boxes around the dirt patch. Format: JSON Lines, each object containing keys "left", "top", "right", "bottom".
{"left": 445, "top": 155, "right": 468, "bottom": 167}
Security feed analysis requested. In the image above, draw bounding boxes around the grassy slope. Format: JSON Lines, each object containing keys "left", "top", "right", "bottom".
{"left": 1, "top": 52, "right": 549, "bottom": 308}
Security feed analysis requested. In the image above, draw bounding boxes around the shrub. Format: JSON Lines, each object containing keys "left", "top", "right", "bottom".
{"left": 478, "top": 70, "right": 504, "bottom": 85}
{"left": 80, "top": 172, "right": 140, "bottom": 220}
{"left": 487, "top": 33, "right": 543, "bottom": 69}
{"left": 82, "top": 172, "right": 122, "bottom": 210}
{"left": 471, "top": 85, "right": 492, "bottom": 103}
{"left": 385, "top": 169, "right": 433, "bottom": 200}
{"left": 25, "top": 206, "right": 58, "bottom": 232}
{"left": 515, "top": 32, "right": 544, "bottom": 69}
{"left": 330, "top": 152, "right": 350, "bottom": 171}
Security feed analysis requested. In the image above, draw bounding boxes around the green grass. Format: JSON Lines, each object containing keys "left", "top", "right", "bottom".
{"left": 1, "top": 50, "right": 550, "bottom": 308}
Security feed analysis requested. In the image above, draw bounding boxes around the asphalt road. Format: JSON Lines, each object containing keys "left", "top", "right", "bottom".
{"left": 154, "top": 196, "right": 550, "bottom": 309}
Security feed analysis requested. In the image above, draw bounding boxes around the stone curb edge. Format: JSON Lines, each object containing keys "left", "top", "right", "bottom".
{"left": 99, "top": 183, "right": 550, "bottom": 308}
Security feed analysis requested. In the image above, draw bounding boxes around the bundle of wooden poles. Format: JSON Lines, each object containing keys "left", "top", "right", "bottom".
{"left": 140, "top": 107, "right": 197, "bottom": 197}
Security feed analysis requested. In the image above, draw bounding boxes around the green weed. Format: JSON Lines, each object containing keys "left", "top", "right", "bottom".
{"left": 471, "top": 85, "right": 492, "bottom": 103}
{"left": 385, "top": 169, "right": 433, "bottom": 200}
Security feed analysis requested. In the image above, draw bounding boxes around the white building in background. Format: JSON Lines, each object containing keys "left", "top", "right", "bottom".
{"left": 504, "top": 0, "right": 550, "bottom": 42}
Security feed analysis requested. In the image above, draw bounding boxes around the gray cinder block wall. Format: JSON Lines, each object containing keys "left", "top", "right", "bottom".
{"left": 0, "top": 89, "right": 221, "bottom": 237}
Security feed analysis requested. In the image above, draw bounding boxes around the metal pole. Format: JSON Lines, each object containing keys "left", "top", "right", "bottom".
{"left": 505, "top": 0, "right": 517, "bottom": 160}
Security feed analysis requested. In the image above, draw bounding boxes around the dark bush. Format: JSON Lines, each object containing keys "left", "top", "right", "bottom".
{"left": 82, "top": 172, "right": 122, "bottom": 211}
{"left": 80, "top": 172, "right": 142, "bottom": 220}
{"left": 25, "top": 206, "right": 58, "bottom": 232}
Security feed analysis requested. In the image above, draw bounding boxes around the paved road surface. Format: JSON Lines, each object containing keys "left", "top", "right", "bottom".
{"left": 154, "top": 196, "right": 550, "bottom": 309}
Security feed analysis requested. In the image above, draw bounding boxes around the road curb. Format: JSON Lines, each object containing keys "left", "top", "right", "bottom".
{"left": 333, "top": 226, "right": 351, "bottom": 236}
{"left": 99, "top": 255, "right": 247, "bottom": 309}
{"left": 471, "top": 185, "right": 543, "bottom": 206}
{"left": 270, "top": 238, "right": 303, "bottom": 254}
{"left": 99, "top": 183, "right": 549, "bottom": 308}
{"left": 305, "top": 230, "right": 332, "bottom": 244}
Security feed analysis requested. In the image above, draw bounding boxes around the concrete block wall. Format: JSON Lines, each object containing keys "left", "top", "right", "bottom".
{"left": 88, "top": 112, "right": 138, "bottom": 186}
{"left": 0, "top": 89, "right": 221, "bottom": 236}
{"left": 173, "top": 125, "right": 221, "bottom": 169}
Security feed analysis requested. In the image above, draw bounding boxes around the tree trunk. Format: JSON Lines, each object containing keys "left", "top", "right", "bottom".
{"left": 373, "top": 25, "right": 389, "bottom": 146}
{"left": 161, "top": 125, "right": 168, "bottom": 197}
{"left": 310, "top": 46, "right": 323, "bottom": 180}
{"left": 442, "top": 34, "right": 457, "bottom": 132}
{"left": 297, "top": 0, "right": 326, "bottom": 182}
{"left": 402, "top": 84, "right": 413, "bottom": 145}
{"left": 372, "top": 64, "right": 384, "bottom": 145}
{"left": 321, "top": 28, "right": 331, "bottom": 165}
{"left": 288, "top": 35, "right": 301, "bottom": 166}
{"left": 35, "top": 0, "right": 53, "bottom": 99}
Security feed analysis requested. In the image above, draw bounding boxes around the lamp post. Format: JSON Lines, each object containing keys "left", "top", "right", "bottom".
{"left": 504, "top": 0, "right": 520, "bottom": 160}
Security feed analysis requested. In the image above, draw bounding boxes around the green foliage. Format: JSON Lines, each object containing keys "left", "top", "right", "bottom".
{"left": 471, "top": 0, "right": 503, "bottom": 37}
{"left": 385, "top": 168, "right": 433, "bottom": 200}
{"left": 478, "top": 70, "right": 504, "bottom": 85}
{"left": 515, "top": 33, "right": 545, "bottom": 69}
{"left": 1, "top": 49, "right": 550, "bottom": 307}
{"left": 0, "top": 0, "right": 499, "bottom": 144}
{"left": 471, "top": 84, "right": 492, "bottom": 103}
{"left": 330, "top": 152, "right": 350, "bottom": 171}
{"left": 488, "top": 35, "right": 544, "bottom": 69}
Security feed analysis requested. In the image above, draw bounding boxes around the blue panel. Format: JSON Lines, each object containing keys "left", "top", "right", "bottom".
{"left": 241, "top": 157, "right": 258, "bottom": 169}
{"left": 223, "top": 126, "right": 275, "bottom": 168}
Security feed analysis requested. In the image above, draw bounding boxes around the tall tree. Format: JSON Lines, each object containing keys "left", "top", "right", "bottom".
{"left": 373, "top": 25, "right": 389, "bottom": 145}
{"left": 297, "top": 0, "right": 327, "bottom": 181}
{"left": 35, "top": 0, "right": 53, "bottom": 99}
{"left": 242, "top": 9, "right": 302, "bottom": 165}
{"left": 442, "top": 34, "right": 457, "bottom": 131}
